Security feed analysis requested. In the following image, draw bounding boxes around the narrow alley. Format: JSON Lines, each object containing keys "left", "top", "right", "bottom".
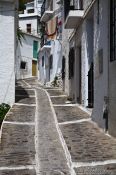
{"left": 0, "top": 78, "right": 116, "bottom": 175}
{"left": 0, "top": 0, "right": 116, "bottom": 175}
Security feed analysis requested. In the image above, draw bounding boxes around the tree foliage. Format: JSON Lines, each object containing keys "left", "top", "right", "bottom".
{"left": 17, "top": 27, "right": 25, "bottom": 45}
{"left": 19, "top": 0, "right": 33, "bottom": 11}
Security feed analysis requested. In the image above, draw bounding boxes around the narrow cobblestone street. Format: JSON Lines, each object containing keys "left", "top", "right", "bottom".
{"left": 0, "top": 78, "right": 116, "bottom": 175}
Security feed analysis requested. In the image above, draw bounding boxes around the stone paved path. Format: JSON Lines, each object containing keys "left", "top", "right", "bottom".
{"left": 0, "top": 82, "right": 36, "bottom": 175}
{"left": 0, "top": 78, "right": 71, "bottom": 175}
{"left": 43, "top": 83, "right": 116, "bottom": 175}
{"left": 1, "top": 77, "right": 116, "bottom": 175}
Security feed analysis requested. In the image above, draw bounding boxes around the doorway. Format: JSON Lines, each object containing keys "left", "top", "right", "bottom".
{"left": 88, "top": 63, "right": 94, "bottom": 108}
{"left": 32, "top": 60, "right": 37, "bottom": 76}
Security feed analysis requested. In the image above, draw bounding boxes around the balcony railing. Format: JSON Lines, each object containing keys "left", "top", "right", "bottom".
{"left": 40, "top": 38, "right": 52, "bottom": 51}
{"left": 41, "top": 0, "right": 46, "bottom": 18}
{"left": 64, "top": 0, "right": 84, "bottom": 29}
{"left": 41, "top": 0, "right": 54, "bottom": 22}
{"left": 64, "top": 0, "right": 83, "bottom": 20}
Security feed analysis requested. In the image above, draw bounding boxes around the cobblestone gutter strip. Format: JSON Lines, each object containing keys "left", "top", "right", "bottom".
{"left": 36, "top": 87, "right": 76, "bottom": 175}
{"left": 35, "top": 89, "right": 40, "bottom": 175}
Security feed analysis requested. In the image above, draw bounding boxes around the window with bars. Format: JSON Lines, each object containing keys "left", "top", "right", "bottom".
{"left": 110, "top": 0, "right": 116, "bottom": 61}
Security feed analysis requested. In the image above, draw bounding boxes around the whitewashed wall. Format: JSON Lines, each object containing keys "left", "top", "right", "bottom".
{"left": 92, "top": 0, "right": 109, "bottom": 129}
{"left": 0, "top": 1, "right": 16, "bottom": 106}
{"left": 39, "top": 40, "right": 62, "bottom": 85}
{"left": 39, "top": 49, "right": 51, "bottom": 84}
{"left": 16, "top": 34, "right": 40, "bottom": 80}
{"left": 62, "top": 26, "right": 74, "bottom": 95}
{"left": 50, "top": 40, "right": 62, "bottom": 82}
{"left": 107, "top": 0, "right": 116, "bottom": 137}
{"left": 19, "top": 17, "right": 38, "bottom": 35}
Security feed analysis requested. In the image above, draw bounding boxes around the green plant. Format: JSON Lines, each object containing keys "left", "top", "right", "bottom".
{"left": 52, "top": 76, "right": 58, "bottom": 87}
{"left": 17, "top": 27, "right": 25, "bottom": 45}
{"left": 67, "top": 96, "right": 73, "bottom": 101}
{"left": 0, "top": 103, "right": 10, "bottom": 125}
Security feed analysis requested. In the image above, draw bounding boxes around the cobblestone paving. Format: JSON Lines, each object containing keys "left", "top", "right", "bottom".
{"left": 60, "top": 121, "right": 116, "bottom": 162}
{"left": 46, "top": 87, "right": 116, "bottom": 175}
{"left": 0, "top": 124, "right": 35, "bottom": 166}
{"left": 6, "top": 105, "right": 35, "bottom": 122}
{"left": 23, "top": 78, "right": 38, "bottom": 87}
{"left": 0, "top": 169, "right": 36, "bottom": 175}
{"left": 51, "top": 97, "right": 70, "bottom": 104}
{"left": 16, "top": 89, "right": 35, "bottom": 96}
{"left": 2, "top": 78, "right": 116, "bottom": 175}
{"left": 16, "top": 80, "right": 29, "bottom": 88}
{"left": 54, "top": 106, "right": 90, "bottom": 123}
{"left": 35, "top": 88, "right": 71, "bottom": 175}
{"left": 46, "top": 89, "right": 65, "bottom": 96}
{"left": 0, "top": 82, "right": 36, "bottom": 175}
{"left": 15, "top": 96, "right": 36, "bottom": 104}
{"left": 74, "top": 164, "right": 116, "bottom": 175}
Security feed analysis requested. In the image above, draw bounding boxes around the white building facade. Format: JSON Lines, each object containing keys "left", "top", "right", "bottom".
{"left": 16, "top": 32, "right": 40, "bottom": 79}
{"left": 39, "top": 0, "right": 63, "bottom": 86}
{"left": 63, "top": 0, "right": 116, "bottom": 137}
{"left": 16, "top": 0, "right": 42, "bottom": 80}
{"left": 0, "top": 0, "right": 17, "bottom": 106}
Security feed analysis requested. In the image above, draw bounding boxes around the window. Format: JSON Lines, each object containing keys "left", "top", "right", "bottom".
{"left": 33, "top": 41, "right": 38, "bottom": 59}
{"left": 27, "top": 9, "right": 34, "bottom": 13}
{"left": 110, "top": 0, "right": 116, "bottom": 61}
{"left": 69, "top": 48, "right": 75, "bottom": 79}
{"left": 27, "top": 24, "right": 31, "bottom": 33}
{"left": 62, "top": 56, "right": 65, "bottom": 79}
{"left": 78, "top": 0, "right": 83, "bottom": 10}
{"left": 97, "top": 0, "right": 100, "bottom": 24}
{"left": 42, "top": 56, "right": 44, "bottom": 67}
{"left": 49, "top": 55, "right": 53, "bottom": 69}
{"left": 98, "top": 49, "right": 103, "bottom": 74}
{"left": 20, "top": 61, "right": 26, "bottom": 69}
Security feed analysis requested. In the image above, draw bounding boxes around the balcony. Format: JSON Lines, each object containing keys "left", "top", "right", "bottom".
{"left": 64, "top": 0, "right": 84, "bottom": 29}
{"left": 41, "top": 0, "right": 54, "bottom": 22}
{"left": 41, "top": 40, "right": 52, "bottom": 51}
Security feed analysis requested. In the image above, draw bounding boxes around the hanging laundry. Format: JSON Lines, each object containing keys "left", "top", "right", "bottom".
{"left": 46, "top": 17, "right": 57, "bottom": 39}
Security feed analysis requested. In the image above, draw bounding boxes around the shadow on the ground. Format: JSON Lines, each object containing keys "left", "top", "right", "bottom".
{"left": 15, "top": 85, "right": 29, "bottom": 103}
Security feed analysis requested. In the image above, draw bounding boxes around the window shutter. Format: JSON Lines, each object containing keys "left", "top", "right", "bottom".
{"left": 33, "top": 41, "right": 38, "bottom": 59}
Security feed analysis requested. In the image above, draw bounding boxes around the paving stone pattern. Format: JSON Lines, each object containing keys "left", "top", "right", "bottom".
{"left": 6, "top": 105, "right": 35, "bottom": 122}
{"left": 0, "top": 169, "right": 36, "bottom": 175}
{"left": 60, "top": 122, "right": 116, "bottom": 162}
{"left": 15, "top": 96, "right": 36, "bottom": 104}
{"left": 0, "top": 82, "right": 36, "bottom": 175}
{"left": 36, "top": 88, "right": 71, "bottom": 175}
{"left": 2, "top": 78, "right": 116, "bottom": 175}
{"left": 16, "top": 89, "right": 35, "bottom": 96}
{"left": 54, "top": 106, "right": 90, "bottom": 123}
{"left": 47, "top": 90, "right": 65, "bottom": 96}
{"left": 15, "top": 80, "right": 29, "bottom": 88}
{"left": 74, "top": 164, "right": 116, "bottom": 175}
{"left": 46, "top": 87, "right": 116, "bottom": 175}
{"left": 51, "top": 97, "right": 70, "bottom": 104}
{"left": 0, "top": 124, "right": 35, "bottom": 166}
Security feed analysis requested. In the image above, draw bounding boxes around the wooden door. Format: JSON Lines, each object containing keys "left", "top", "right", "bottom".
{"left": 32, "top": 60, "right": 37, "bottom": 76}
